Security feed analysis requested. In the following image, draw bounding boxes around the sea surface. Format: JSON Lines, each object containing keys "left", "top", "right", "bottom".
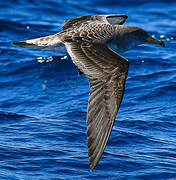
{"left": 0, "top": 0, "right": 176, "bottom": 179}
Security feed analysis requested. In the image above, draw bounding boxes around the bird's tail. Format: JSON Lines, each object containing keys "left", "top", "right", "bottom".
{"left": 12, "top": 33, "right": 67, "bottom": 52}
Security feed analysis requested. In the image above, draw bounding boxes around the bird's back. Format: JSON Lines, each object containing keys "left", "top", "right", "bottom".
{"left": 59, "top": 23, "right": 119, "bottom": 45}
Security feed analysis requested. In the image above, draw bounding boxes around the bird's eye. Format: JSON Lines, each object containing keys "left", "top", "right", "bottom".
{"left": 140, "top": 31, "right": 145, "bottom": 36}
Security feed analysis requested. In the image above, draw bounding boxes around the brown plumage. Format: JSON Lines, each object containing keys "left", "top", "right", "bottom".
{"left": 12, "top": 14, "right": 165, "bottom": 170}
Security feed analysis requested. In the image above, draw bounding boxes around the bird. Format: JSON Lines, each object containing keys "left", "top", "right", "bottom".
{"left": 12, "top": 14, "right": 165, "bottom": 170}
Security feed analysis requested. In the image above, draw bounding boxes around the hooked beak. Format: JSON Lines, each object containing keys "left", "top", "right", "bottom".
{"left": 146, "top": 37, "right": 165, "bottom": 47}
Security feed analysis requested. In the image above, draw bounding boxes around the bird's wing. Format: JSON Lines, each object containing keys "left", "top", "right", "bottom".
{"left": 65, "top": 42, "right": 129, "bottom": 170}
{"left": 11, "top": 33, "right": 67, "bottom": 52}
{"left": 62, "top": 14, "right": 128, "bottom": 31}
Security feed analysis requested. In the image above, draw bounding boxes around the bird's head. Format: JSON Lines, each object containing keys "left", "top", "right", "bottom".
{"left": 118, "top": 26, "right": 165, "bottom": 50}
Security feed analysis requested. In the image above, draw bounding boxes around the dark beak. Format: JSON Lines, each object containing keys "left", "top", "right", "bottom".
{"left": 146, "top": 37, "right": 165, "bottom": 47}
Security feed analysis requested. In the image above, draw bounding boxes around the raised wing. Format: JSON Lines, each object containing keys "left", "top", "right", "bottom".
{"left": 62, "top": 14, "right": 128, "bottom": 31}
{"left": 65, "top": 42, "right": 129, "bottom": 170}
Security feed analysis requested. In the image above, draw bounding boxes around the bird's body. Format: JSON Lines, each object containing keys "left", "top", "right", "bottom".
{"left": 12, "top": 14, "right": 164, "bottom": 170}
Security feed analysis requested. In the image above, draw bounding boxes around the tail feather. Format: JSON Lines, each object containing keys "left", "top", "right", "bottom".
{"left": 12, "top": 33, "right": 67, "bottom": 52}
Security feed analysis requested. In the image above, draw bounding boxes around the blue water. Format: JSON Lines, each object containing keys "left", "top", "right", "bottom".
{"left": 0, "top": 0, "right": 176, "bottom": 179}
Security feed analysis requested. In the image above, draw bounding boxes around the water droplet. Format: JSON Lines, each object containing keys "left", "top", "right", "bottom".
{"left": 61, "top": 56, "right": 68, "bottom": 60}
{"left": 171, "top": 37, "right": 174, "bottom": 40}
{"left": 37, "top": 56, "right": 54, "bottom": 63}
{"left": 160, "top": 35, "right": 165, "bottom": 39}
{"left": 42, "top": 84, "right": 46, "bottom": 90}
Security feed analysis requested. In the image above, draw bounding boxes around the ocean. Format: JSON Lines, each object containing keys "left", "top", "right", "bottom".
{"left": 0, "top": 0, "right": 176, "bottom": 179}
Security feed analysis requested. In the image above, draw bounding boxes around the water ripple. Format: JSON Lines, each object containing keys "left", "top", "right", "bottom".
{"left": 0, "top": 0, "right": 176, "bottom": 179}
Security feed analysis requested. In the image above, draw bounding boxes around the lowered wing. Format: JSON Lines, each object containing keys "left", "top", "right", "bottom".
{"left": 65, "top": 42, "right": 129, "bottom": 170}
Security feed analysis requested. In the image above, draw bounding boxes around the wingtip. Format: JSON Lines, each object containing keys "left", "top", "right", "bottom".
{"left": 89, "top": 155, "right": 100, "bottom": 171}
{"left": 89, "top": 162, "right": 95, "bottom": 171}
{"left": 11, "top": 41, "right": 27, "bottom": 46}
